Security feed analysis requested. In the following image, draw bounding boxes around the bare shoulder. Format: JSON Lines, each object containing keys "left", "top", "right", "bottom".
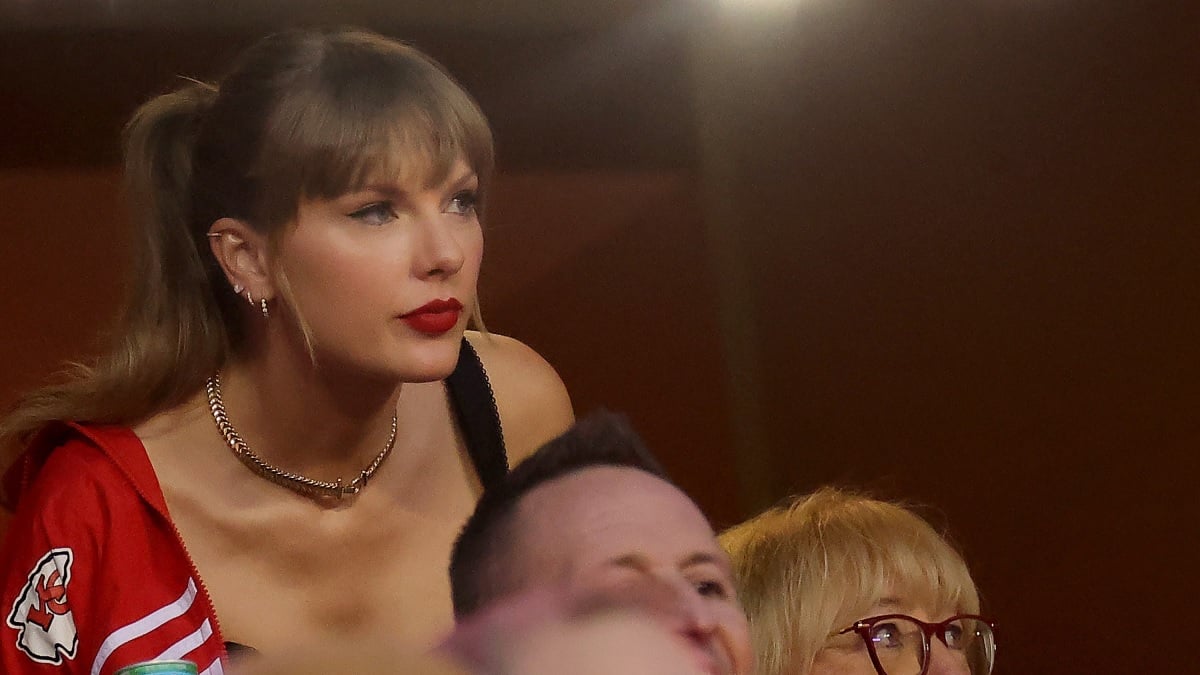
{"left": 465, "top": 331, "right": 574, "bottom": 464}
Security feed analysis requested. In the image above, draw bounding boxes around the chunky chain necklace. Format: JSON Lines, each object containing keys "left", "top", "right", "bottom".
{"left": 205, "top": 373, "right": 398, "bottom": 500}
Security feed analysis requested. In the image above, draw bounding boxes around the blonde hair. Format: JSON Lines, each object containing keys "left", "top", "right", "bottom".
{"left": 719, "top": 487, "right": 980, "bottom": 675}
{"left": 0, "top": 28, "right": 493, "bottom": 502}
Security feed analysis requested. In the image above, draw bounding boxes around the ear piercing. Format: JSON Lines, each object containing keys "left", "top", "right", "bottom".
{"left": 208, "top": 236, "right": 265, "bottom": 317}
{"left": 242, "top": 290, "right": 270, "bottom": 319}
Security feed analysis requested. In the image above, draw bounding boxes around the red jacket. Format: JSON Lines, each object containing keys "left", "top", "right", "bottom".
{"left": 1, "top": 423, "right": 227, "bottom": 675}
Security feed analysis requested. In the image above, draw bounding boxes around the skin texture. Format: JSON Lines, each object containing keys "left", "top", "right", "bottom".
{"left": 269, "top": 161, "right": 485, "bottom": 383}
{"left": 811, "top": 602, "right": 973, "bottom": 675}
{"left": 442, "top": 586, "right": 717, "bottom": 675}
{"left": 137, "top": 160, "right": 574, "bottom": 654}
{"left": 500, "top": 611, "right": 714, "bottom": 675}
{"left": 494, "top": 467, "right": 756, "bottom": 675}
{"left": 232, "top": 639, "right": 470, "bottom": 675}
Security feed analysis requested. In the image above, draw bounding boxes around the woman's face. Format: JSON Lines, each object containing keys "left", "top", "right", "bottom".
{"left": 809, "top": 601, "right": 972, "bottom": 675}
{"left": 275, "top": 158, "right": 483, "bottom": 382}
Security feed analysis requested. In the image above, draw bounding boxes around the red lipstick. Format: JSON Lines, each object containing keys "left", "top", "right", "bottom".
{"left": 401, "top": 298, "right": 463, "bottom": 335}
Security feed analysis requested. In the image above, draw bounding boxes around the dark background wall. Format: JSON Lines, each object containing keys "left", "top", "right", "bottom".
{"left": 2, "top": 2, "right": 1197, "bottom": 672}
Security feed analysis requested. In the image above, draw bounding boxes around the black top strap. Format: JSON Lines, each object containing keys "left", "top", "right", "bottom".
{"left": 446, "top": 337, "right": 508, "bottom": 490}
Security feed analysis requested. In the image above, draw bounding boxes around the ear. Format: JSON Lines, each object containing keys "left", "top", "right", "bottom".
{"left": 206, "top": 218, "right": 275, "bottom": 302}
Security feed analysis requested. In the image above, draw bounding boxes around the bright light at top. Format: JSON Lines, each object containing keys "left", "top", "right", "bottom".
{"left": 719, "top": 0, "right": 803, "bottom": 9}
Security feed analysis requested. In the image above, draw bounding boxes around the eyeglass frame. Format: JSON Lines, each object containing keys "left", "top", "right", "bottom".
{"left": 834, "top": 613, "right": 997, "bottom": 675}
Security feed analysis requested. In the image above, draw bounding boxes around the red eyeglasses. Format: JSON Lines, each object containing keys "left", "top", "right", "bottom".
{"left": 835, "top": 613, "right": 997, "bottom": 675}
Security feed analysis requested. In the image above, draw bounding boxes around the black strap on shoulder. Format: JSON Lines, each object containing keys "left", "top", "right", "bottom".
{"left": 446, "top": 337, "right": 509, "bottom": 490}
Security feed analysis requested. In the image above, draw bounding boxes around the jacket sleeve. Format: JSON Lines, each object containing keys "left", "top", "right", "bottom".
{"left": 1, "top": 442, "right": 110, "bottom": 674}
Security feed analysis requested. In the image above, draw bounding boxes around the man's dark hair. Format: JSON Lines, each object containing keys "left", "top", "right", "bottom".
{"left": 448, "top": 410, "right": 670, "bottom": 619}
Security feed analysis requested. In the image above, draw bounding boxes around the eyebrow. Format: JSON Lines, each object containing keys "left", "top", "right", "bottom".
{"left": 609, "top": 554, "right": 649, "bottom": 571}
{"left": 354, "top": 170, "right": 478, "bottom": 200}
{"left": 680, "top": 551, "right": 729, "bottom": 570}
{"left": 607, "top": 551, "right": 729, "bottom": 572}
{"left": 448, "top": 170, "right": 479, "bottom": 187}
{"left": 431, "top": 170, "right": 479, "bottom": 193}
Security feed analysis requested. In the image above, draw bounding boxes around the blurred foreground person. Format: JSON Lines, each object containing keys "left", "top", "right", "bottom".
{"left": 446, "top": 412, "right": 754, "bottom": 675}
{"left": 442, "top": 583, "right": 720, "bottom": 675}
{"left": 233, "top": 645, "right": 468, "bottom": 675}
{"left": 236, "top": 591, "right": 708, "bottom": 675}
{"left": 720, "top": 488, "right": 996, "bottom": 675}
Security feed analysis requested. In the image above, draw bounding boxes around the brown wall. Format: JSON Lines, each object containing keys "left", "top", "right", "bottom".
{"left": 0, "top": 169, "right": 129, "bottom": 392}
{"left": 687, "top": 2, "right": 1198, "bottom": 673}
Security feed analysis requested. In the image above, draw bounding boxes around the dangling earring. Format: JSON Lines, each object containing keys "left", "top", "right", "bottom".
{"left": 243, "top": 290, "right": 269, "bottom": 319}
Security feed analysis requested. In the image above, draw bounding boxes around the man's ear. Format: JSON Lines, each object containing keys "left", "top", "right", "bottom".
{"left": 206, "top": 218, "right": 275, "bottom": 302}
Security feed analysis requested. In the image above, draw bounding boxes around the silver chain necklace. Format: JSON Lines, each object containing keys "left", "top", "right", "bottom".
{"left": 205, "top": 373, "right": 398, "bottom": 500}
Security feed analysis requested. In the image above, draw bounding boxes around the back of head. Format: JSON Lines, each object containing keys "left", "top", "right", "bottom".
{"left": 0, "top": 27, "right": 493, "bottom": 485}
{"left": 719, "top": 488, "right": 980, "bottom": 675}
{"left": 448, "top": 411, "right": 669, "bottom": 619}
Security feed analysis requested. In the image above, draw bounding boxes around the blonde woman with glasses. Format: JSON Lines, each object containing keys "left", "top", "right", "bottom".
{"left": 719, "top": 488, "right": 996, "bottom": 675}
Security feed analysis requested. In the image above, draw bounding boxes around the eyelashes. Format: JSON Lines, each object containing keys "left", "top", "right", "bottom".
{"left": 446, "top": 189, "right": 479, "bottom": 215}
{"left": 348, "top": 202, "right": 396, "bottom": 227}
{"left": 346, "top": 189, "right": 480, "bottom": 226}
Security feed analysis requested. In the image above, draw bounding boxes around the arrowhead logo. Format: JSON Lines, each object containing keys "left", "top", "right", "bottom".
{"left": 7, "top": 548, "right": 78, "bottom": 665}
{"left": 27, "top": 570, "right": 69, "bottom": 631}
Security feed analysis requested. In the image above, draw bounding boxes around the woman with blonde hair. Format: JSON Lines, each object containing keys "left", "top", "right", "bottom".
{"left": 0, "top": 27, "right": 573, "bottom": 674}
{"left": 719, "top": 488, "right": 996, "bottom": 675}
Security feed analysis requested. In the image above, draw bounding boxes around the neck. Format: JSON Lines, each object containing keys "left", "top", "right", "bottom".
{"left": 214, "top": 346, "right": 402, "bottom": 481}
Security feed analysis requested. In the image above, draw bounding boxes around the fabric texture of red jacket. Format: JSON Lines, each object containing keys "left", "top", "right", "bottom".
{"left": 1, "top": 423, "right": 226, "bottom": 675}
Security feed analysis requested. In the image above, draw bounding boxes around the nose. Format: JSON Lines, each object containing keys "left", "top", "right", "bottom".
{"left": 654, "top": 579, "right": 719, "bottom": 650}
{"left": 679, "top": 594, "right": 719, "bottom": 644}
{"left": 925, "top": 639, "right": 972, "bottom": 675}
{"left": 412, "top": 213, "right": 466, "bottom": 279}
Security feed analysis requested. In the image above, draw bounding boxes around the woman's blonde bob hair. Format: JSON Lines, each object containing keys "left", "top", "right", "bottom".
{"left": 0, "top": 28, "right": 493, "bottom": 502}
{"left": 718, "top": 487, "right": 981, "bottom": 675}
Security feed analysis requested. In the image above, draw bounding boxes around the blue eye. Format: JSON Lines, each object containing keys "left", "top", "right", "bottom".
{"left": 446, "top": 190, "right": 478, "bottom": 216}
{"left": 348, "top": 202, "right": 396, "bottom": 226}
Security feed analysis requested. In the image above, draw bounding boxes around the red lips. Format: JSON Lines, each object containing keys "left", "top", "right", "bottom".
{"left": 401, "top": 298, "right": 463, "bottom": 335}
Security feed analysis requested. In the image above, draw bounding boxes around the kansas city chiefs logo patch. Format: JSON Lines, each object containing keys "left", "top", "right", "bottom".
{"left": 7, "top": 548, "right": 78, "bottom": 664}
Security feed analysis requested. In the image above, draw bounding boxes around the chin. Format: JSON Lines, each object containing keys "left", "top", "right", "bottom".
{"left": 399, "top": 367, "right": 456, "bottom": 384}
{"left": 393, "top": 339, "right": 464, "bottom": 382}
